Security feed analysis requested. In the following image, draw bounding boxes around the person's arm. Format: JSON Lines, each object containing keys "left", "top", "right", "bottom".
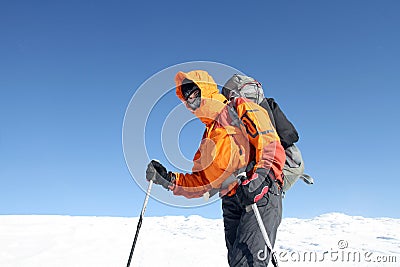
{"left": 234, "top": 97, "right": 286, "bottom": 177}
{"left": 172, "top": 125, "right": 246, "bottom": 198}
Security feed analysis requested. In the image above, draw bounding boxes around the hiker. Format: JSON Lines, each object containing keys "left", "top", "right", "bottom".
{"left": 146, "top": 70, "right": 286, "bottom": 266}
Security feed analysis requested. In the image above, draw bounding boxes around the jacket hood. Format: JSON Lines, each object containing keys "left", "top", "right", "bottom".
{"left": 175, "top": 70, "right": 227, "bottom": 125}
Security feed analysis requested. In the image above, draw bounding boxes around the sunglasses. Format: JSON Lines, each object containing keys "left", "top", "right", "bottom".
{"left": 186, "top": 89, "right": 200, "bottom": 104}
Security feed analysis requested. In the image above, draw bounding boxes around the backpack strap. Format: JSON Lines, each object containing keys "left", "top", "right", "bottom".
{"left": 227, "top": 101, "right": 242, "bottom": 128}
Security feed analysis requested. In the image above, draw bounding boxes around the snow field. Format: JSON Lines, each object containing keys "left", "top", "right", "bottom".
{"left": 0, "top": 213, "right": 399, "bottom": 267}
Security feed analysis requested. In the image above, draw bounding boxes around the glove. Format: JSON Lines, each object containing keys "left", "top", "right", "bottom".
{"left": 146, "top": 160, "right": 175, "bottom": 190}
{"left": 236, "top": 168, "right": 272, "bottom": 206}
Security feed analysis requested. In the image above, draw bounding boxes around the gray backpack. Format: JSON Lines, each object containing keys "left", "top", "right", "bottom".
{"left": 222, "top": 74, "right": 265, "bottom": 105}
{"left": 222, "top": 74, "right": 314, "bottom": 192}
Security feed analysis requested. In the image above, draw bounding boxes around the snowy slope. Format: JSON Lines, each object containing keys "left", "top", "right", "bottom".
{"left": 0, "top": 213, "right": 399, "bottom": 267}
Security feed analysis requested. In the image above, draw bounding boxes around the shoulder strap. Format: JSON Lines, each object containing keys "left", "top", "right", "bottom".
{"left": 226, "top": 99, "right": 243, "bottom": 128}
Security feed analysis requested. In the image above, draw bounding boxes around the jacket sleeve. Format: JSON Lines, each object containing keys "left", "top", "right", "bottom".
{"left": 172, "top": 125, "right": 246, "bottom": 198}
{"left": 234, "top": 98, "right": 286, "bottom": 179}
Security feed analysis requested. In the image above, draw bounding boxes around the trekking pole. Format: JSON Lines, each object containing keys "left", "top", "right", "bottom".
{"left": 251, "top": 203, "right": 279, "bottom": 267}
{"left": 126, "top": 180, "right": 153, "bottom": 267}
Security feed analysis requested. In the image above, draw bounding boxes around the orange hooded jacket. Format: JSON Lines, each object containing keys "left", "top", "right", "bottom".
{"left": 172, "top": 70, "right": 286, "bottom": 198}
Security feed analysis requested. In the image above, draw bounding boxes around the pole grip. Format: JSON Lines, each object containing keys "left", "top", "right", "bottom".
{"left": 141, "top": 180, "right": 153, "bottom": 217}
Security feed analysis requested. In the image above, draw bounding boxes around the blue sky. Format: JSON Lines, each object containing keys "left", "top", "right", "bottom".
{"left": 1, "top": 0, "right": 399, "bottom": 219}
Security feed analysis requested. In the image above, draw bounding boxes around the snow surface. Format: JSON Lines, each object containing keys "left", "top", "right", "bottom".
{"left": 0, "top": 213, "right": 399, "bottom": 267}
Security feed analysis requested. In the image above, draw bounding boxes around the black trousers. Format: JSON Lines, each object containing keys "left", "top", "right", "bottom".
{"left": 222, "top": 183, "right": 282, "bottom": 267}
